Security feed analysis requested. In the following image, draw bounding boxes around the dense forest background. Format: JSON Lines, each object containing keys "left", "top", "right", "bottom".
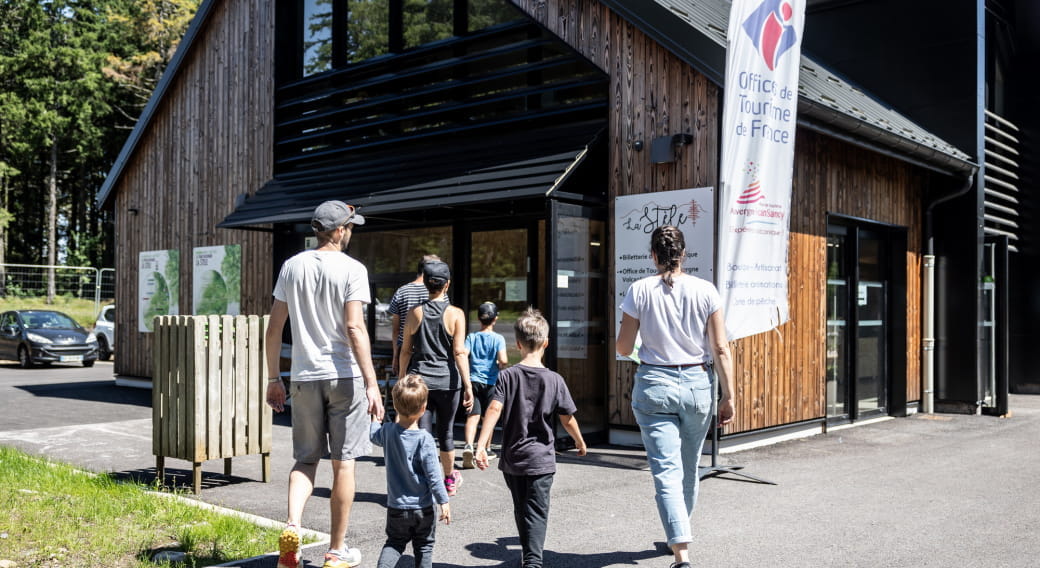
{"left": 0, "top": 0, "right": 200, "bottom": 270}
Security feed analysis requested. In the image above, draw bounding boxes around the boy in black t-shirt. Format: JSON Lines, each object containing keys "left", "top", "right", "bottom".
{"left": 475, "top": 307, "right": 587, "bottom": 568}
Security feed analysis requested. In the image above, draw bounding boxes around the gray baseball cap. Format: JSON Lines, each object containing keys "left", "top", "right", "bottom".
{"left": 311, "top": 200, "right": 365, "bottom": 231}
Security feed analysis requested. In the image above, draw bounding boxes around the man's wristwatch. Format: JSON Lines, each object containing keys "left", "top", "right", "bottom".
{"left": 268, "top": 376, "right": 283, "bottom": 384}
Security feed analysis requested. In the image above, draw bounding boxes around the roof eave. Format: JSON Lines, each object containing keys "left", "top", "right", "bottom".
{"left": 599, "top": 0, "right": 726, "bottom": 85}
{"left": 797, "top": 100, "right": 978, "bottom": 176}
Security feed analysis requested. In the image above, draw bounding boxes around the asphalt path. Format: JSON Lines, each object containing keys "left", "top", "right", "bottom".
{"left": 1, "top": 362, "right": 1039, "bottom": 567}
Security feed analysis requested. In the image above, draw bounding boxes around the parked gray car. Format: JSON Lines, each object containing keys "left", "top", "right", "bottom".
{"left": 0, "top": 310, "right": 99, "bottom": 368}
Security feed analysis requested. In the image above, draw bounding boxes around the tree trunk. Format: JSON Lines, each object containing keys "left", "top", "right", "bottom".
{"left": 0, "top": 169, "right": 6, "bottom": 296}
{"left": 47, "top": 137, "right": 57, "bottom": 304}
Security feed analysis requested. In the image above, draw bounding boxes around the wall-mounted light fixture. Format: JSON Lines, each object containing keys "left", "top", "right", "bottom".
{"left": 650, "top": 133, "right": 694, "bottom": 164}
{"left": 128, "top": 207, "right": 139, "bottom": 216}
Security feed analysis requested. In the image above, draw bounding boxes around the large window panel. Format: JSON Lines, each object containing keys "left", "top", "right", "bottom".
{"left": 346, "top": 0, "right": 390, "bottom": 63}
{"left": 403, "top": 0, "right": 454, "bottom": 49}
{"left": 302, "top": 0, "right": 333, "bottom": 76}
{"left": 468, "top": 0, "right": 520, "bottom": 32}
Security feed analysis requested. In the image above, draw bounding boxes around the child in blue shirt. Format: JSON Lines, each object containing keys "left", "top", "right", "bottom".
{"left": 370, "top": 374, "right": 451, "bottom": 568}
{"left": 462, "top": 302, "right": 508, "bottom": 469}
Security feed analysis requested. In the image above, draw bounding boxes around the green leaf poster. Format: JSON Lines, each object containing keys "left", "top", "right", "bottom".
{"left": 192, "top": 245, "right": 241, "bottom": 315}
{"left": 139, "top": 249, "right": 180, "bottom": 332}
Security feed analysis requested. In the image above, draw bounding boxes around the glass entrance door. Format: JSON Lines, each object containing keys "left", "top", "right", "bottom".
{"left": 855, "top": 229, "right": 888, "bottom": 416}
{"left": 826, "top": 223, "right": 890, "bottom": 422}
{"left": 550, "top": 201, "right": 607, "bottom": 431}
{"left": 468, "top": 227, "right": 530, "bottom": 364}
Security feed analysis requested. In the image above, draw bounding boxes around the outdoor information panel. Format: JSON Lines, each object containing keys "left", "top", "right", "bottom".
{"left": 192, "top": 245, "right": 242, "bottom": 316}
{"left": 614, "top": 187, "right": 715, "bottom": 359}
{"left": 138, "top": 249, "right": 180, "bottom": 332}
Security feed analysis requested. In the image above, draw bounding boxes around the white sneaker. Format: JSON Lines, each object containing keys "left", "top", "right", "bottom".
{"left": 462, "top": 444, "right": 475, "bottom": 469}
{"left": 322, "top": 547, "right": 362, "bottom": 568}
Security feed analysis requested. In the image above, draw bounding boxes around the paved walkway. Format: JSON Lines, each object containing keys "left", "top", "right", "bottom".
{"left": 1, "top": 363, "right": 1039, "bottom": 567}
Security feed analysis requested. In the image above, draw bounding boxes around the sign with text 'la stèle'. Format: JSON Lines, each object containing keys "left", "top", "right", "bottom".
{"left": 614, "top": 187, "right": 715, "bottom": 359}
{"left": 717, "top": 0, "right": 806, "bottom": 340}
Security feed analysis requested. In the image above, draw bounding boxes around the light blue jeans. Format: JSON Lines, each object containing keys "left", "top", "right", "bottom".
{"left": 631, "top": 363, "right": 714, "bottom": 546}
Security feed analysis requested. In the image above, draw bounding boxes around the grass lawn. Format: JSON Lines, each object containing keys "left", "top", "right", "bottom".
{"left": 0, "top": 297, "right": 104, "bottom": 330}
{"left": 0, "top": 446, "right": 285, "bottom": 567}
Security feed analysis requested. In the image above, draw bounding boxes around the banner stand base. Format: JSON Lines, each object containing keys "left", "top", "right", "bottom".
{"left": 699, "top": 378, "right": 776, "bottom": 485}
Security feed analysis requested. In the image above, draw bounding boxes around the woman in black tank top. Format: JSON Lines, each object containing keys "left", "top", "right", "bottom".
{"left": 398, "top": 261, "right": 473, "bottom": 494}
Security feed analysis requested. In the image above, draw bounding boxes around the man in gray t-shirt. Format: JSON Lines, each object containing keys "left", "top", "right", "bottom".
{"left": 264, "top": 200, "right": 384, "bottom": 568}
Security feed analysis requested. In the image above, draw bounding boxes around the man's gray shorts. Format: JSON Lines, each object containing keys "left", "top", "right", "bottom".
{"left": 290, "top": 377, "right": 370, "bottom": 463}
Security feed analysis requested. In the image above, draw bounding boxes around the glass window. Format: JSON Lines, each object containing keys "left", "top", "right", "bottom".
{"left": 468, "top": 0, "right": 519, "bottom": 32}
{"left": 302, "top": 0, "right": 333, "bottom": 76}
{"left": 469, "top": 228, "right": 528, "bottom": 364}
{"left": 349, "top": 226, "right": 454, "bottom": 345}
{"left": 403, "top": 0, "right": 454, "bottom": 50}
{"left": 350, "top": 226, "right": 453, "bottom": 275}
{"left": 346, "top": 0, "right": 390, "bottom": 63}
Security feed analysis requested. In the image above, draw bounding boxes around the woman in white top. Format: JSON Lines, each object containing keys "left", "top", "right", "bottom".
{"left": 616, "top": 225, "right": 736, "bottom": 568}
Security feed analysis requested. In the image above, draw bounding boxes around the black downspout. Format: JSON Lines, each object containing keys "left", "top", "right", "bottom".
{"left": 925, "top": 171, "right": 977, "bottom": 256}
{"left": 921, "top": 169, "right": 977, "bottom": 413}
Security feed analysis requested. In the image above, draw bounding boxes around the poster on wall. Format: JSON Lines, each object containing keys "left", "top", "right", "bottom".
{"left": 614, "top": 187, "right": 715, "bottom": 360}
{"left": 192, "top": 245, "right": 242, "bottom": 316}
{"left": 556, "top": 216, "right": 590, "bottom": 360}
{"left": 717, "top": 0, "right": 806, "bottom": 340}
{"left": 138, "top": 249, "right": 180, "bottom": 332}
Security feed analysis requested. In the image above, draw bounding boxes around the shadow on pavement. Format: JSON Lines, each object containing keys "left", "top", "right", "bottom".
{"left": 15, "top": 379, "right": 152, "bottom": 407}
{"left": 110, "top": 467, "right": 269, "bottom": 492}
{"left": 466, "top": 536, "right": 665, "bottom": 568}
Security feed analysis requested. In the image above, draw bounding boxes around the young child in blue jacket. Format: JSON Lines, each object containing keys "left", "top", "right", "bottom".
{"left": 370, "top": 374, "right": 451, "bottom": 568}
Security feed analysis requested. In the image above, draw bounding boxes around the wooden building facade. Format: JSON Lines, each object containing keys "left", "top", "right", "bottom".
{"left": 99, "top": 0, "right": 974, "bottom": 441}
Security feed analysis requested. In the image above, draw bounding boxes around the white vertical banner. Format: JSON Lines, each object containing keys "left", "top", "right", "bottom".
{"left": 718, "top": 0, "right": 806, "bottom": 340}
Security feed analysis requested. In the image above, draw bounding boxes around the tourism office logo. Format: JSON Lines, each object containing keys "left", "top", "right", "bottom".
{"left": 742, "top": 0, "right": 799, "bottom": 71}
{"left": 731, "top": 162, "right": 785, "bottom": 230}
{"left": 736, "top": 162, "right": 765, "bottom": 205}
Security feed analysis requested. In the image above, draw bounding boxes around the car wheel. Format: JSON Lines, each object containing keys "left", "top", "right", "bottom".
{"left": 18, "top": 345, "right": 34, "bottom": 369}
{"left": 82, "top": 360, "right": 95, "bottom": 368}
{"left": 97, "top": 336, "right": 112, "bottom": 361}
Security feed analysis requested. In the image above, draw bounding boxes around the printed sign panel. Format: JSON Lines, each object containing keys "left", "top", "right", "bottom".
{"left": 556, "top": 216, "right": 589, "bottom": 360}
{"left": 192, "top": 245, "right": 242, "bottom": 315}
{"left": 138, "top": 249, "right": 180, "bottom": 332}
{"left": 614, "top": 188, "right": 715, "bottom": 360}
{"left": 717, "top": 0, "right": 806, "bottom": 340}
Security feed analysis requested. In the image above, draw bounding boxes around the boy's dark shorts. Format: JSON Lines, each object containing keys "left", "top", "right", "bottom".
{"left": 468, "top": 382, "right": 496, "bottom": 416}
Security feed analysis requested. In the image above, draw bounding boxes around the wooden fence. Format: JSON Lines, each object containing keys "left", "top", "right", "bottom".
{"left": 152, "top": 315, "right": 272, "bottom": 493}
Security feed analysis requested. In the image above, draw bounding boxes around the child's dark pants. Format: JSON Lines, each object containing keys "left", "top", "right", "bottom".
{"left": 504, "top": 472, "right": 554, "bottom": 568}
{"left": 377, "top": 505, "right": 437, "bottom": 568}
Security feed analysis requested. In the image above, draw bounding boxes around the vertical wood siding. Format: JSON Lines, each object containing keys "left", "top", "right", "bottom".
{"left": 727, "top": 130, "right": 924, "bottom": 432}
{"left": 514, "top": 1, "right": 924, "bottom": 433}
{"left": 513, "top": 0, "right": 720, "bottom": 427}
{"left": 112, "top": 0, "right": 275, "bottom": 379}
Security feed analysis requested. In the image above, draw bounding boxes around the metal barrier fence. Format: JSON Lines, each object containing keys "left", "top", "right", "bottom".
{"left": 0, "top": 263, "right": 115, "bottom": 316}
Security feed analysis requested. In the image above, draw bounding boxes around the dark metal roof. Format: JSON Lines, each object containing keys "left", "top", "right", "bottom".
{"left": 218, "top": 123, "right": 607, "bottom": 229}
{"left": 601, "top": 0, "right": 976, "bottom": 174}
